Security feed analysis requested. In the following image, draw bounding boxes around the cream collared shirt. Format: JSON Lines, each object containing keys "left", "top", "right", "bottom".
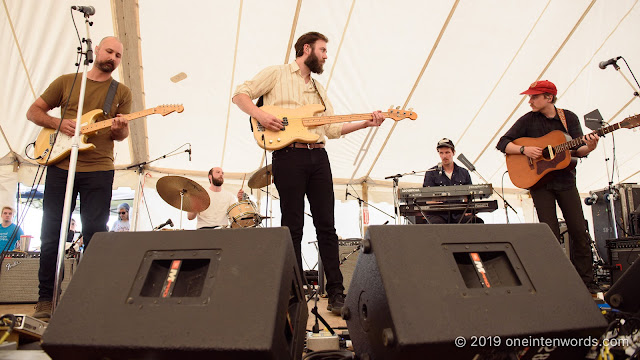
{"left": 233, "top": 61, "right": 343, "bottom": 142}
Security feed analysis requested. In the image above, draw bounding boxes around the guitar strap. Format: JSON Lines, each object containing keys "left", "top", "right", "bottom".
{"left": 102, "top": 79, "right": 120, "bottom": 116}
{"left": 557, "top": 108, "right": 569, "bottom": 132}
{"left": 310, "top": 78, "right": 327, "bottom": 112}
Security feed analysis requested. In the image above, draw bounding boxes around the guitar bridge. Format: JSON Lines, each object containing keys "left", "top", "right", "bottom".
{"left": 49, "top": 133, "right": 57, "bottom": 145}
{"left": 281, "top": 117, "right": 288, "bottom": 131}
{"left": 546, "top": 145, "right": 555, "bottom": 160}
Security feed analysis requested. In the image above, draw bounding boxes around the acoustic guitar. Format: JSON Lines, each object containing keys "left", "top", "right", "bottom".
{"left": 506, "top": 114, "right": 640, "bottom": 189}
{"left": 33, "top": 104, "right": 184, "bottom": 165}
{"left": 250, "top": 104, "right": 418, "bottom": 150}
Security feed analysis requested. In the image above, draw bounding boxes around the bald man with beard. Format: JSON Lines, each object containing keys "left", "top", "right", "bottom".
{"left": 26, "top": 36, "right": 132, "bottom": 320}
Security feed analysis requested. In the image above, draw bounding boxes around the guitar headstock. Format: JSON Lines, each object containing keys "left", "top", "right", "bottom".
{"left": 620, "top": 114, "right": 640, "bottom": 129}
{"left": 386, "top": 107, "right": 418, "bottom": 121}
{"left": 154, "top": 104, "right": 185, "bottom": 116}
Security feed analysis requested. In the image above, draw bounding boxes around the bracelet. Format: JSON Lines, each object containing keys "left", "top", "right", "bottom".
{"left": 519, "top": 146, "right": 525, "bottom": 155}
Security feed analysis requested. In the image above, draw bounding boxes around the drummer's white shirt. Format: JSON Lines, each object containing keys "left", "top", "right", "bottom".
{"left": 196, "top": 188, "right": 237, "bottom": 228}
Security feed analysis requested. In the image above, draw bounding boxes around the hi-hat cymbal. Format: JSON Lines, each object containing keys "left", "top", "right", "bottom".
{"left": 248, "top": 164, "right": 273, "bottom": 189}
{"left": 156, "top": 176, "right": 210, "bottom": 213}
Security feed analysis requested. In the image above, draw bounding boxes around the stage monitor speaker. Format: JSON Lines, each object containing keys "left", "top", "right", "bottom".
{"left": 0, "top": 252, "right": 75, "bottom": 303}
{"left": 344, "top": 224, "right": 607, "bottom": 360}
{"left": 41, "top": 227, "right": 308, "bottom": 360}
{"left": 605, "top": 255, "right": 640, "bottom": 314}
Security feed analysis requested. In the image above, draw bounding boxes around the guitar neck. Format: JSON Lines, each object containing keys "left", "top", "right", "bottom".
{"left": 301, "top": 112, "right": 392, "bottom": 126}
{"left": 81, "top": 108, "right": 157, "bottom": 134}
{"left": 554, "top": 122, "right": 622, "bottom": 153}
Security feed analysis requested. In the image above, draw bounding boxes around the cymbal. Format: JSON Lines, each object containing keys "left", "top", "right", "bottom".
{"left": 248, "top": 164, "right": 273, "bottom": 189}
{"left": 156, "top": 176, "right": 210, "bottom": 213}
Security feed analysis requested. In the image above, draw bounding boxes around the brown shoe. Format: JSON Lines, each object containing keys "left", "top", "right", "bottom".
{"left": 33, "top": 300, "right": 53, "bottom": 321}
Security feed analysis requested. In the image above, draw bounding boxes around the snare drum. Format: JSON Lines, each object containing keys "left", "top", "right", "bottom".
{"left": 226, "top": 200, "right": 260, "bottom": 228}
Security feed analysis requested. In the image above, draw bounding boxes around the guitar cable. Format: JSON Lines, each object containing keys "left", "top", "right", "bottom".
{"left": 261, "top": 134, "right": 270, "bottom": 228}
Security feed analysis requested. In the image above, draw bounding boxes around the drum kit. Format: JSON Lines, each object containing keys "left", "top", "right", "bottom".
{"left": 156, "top": 165, "right": 273, "bottom": 229}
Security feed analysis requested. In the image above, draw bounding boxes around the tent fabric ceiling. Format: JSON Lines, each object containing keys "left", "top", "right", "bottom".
{"left": 2, "top": 0, "right": 640, "bottom": 198}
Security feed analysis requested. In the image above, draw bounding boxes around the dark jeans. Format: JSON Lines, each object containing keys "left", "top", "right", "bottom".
{"left": 39, "top": 166, "right": 114, "bottom": 301}
{"left": 530, "top": 185, "right": 593, "bottom": 284}
{"left": 272, "top": 147, "right": 344, "bottom": 296}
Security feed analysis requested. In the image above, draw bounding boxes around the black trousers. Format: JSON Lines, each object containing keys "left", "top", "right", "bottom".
{"left": 39, "top": 165, "right": 114, "bottom": 301}
{"left": 272, "top": 147, "right": 344, "bottom": 296}
{"left": 530, "top": 185, "right": 593, "bottom": 284}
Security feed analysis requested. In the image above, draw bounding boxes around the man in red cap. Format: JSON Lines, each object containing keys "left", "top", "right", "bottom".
{"left": 496, "top": 80, "right": 601, "bottom": 293}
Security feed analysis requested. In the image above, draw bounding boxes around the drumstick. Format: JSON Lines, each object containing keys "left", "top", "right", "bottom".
{"left": 241, "top": 173, "right": 247, "bottom": 189}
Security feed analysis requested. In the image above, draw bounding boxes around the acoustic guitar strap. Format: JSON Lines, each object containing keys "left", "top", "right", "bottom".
{"left": 557, "top": 108, "right": 569, "bottom": 132}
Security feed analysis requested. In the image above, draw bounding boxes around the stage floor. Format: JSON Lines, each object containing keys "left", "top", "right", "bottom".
{"left": 0, "top": 295, "right": 347, "bottom": 357}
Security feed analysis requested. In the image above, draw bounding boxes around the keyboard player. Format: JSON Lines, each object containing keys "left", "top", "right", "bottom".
{"left": 420, "top": 138, "right": 484, "bottom": 224}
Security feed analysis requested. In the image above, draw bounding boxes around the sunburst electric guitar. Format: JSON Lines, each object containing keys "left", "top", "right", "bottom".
{"left": 33, "top": 104, "right": 184, "bottom": 166}
{"left": 506, "top": 114, "right": 640, "bottom": 189}
{"left": 250, "top": 104, "right": 418, "bottom": 150}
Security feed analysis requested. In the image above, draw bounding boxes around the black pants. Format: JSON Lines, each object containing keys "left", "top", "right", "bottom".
{"left": 272, "top": 147, "right": 344, "bottom": 296}
{"left": 530, "top": 185, "right": 593, "bottom": 284}
{"left": 39, "top": 166, "right": 114, "bottom": 301}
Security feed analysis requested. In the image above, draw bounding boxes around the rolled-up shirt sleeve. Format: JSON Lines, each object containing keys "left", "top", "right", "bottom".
{"left": 233, "top": 65, "right": 279, "bottom": 100}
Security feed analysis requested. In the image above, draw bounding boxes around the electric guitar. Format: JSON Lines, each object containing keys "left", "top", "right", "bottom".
{"left": 506, "top": 114, "right": 640, "bottom": 189}
{"left": 250, "top": 104, "right": 418, "bottom": 150}
{"left": 33, "top": 104, "right": 184, "bottom": 165}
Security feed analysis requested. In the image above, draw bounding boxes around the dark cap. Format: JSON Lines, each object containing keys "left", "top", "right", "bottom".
{"left": 437, "top": 138, "right": 455, "bottom": 150}
{"left": 520, "top": 80, "right": 557, "bottom": 95}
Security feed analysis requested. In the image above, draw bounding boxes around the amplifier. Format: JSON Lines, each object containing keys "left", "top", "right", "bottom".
{"left": 318, "top": 239, "right": 361, "bottom": 295}
{"left": 338, "top": 239, "right": 361, "bottom": 294}
{"left": 607, "top": 238, "right": 640, "bottom": 284}
{"left": 0, "top": 252, "right": 76, "bottom": 303}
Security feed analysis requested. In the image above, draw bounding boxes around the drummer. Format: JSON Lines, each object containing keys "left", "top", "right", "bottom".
{"left": 188, "top": 167, "right": 243, "bottom": 229}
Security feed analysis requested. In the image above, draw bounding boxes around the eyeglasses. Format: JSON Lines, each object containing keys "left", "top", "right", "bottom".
{"left": 119, "top": 211, "right": 127, "bottom": 214}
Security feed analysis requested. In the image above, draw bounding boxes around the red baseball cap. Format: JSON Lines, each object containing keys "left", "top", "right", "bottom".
{"left": 520, "top": 80, "right": 557, "bottom": 95}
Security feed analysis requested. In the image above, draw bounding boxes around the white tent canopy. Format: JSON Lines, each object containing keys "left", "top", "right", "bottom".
{"left": 2, "top": 1, "right": 640, "bottom": 233}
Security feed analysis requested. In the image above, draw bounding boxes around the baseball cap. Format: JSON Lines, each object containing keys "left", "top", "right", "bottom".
{"left": 436, "top": 138, "right": 455, "bottom": 150}
{"left": 520, "top": 80, "right": 557, "bottom": 95}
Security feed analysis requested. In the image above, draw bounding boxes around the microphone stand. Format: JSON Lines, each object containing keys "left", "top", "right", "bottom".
{"left": 457, "top": 155, "right": 517, "bottom": 223}
{"left": 53, "top": 14, "right": 94, "bottom": 311}
{"left": 346, "top": 191, "right": 395, "bottom": 234}
{"left": 385, "top": 170, "right": 430, "bottom": 224}
{"left": 126, "top": 148, "right": 189, "bottom": 231}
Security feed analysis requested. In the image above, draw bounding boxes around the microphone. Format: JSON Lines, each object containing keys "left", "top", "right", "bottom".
{"left": 154, "top": 218, "right": 174, "bottom": 230}
{"left": 599, "top": 56, "right": 621, "bottom": 70}
{"left": 186, "top": 144, "right": 192, "bottom": 161}
{"left": 457, "top": 153, "right": 476, "bottom": 172}
{"left": 71, "top": 5, "right": 95, "bottom": 16}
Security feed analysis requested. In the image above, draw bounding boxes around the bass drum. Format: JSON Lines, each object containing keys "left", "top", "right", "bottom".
{"left": 226, "top": 200, "right": 260, "bottom": 228}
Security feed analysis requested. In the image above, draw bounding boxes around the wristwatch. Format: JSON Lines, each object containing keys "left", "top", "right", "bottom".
{"left": 519, "top": 146, "right": 525, "bottom": 155}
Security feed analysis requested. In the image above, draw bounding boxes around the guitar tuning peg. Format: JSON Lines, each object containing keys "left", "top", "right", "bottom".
{"left": 396, "top": 106, "right": 400, "bottom": 110}
{"left": 408, "top": 108, "right": 413, "bottom": 112}
{"left": 389, "top": 105, "right": 394, "bottom": 110}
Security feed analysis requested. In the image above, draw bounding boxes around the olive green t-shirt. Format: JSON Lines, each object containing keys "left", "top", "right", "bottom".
{"left": 40, "top": 73, "right": 132, "bottom": 172}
